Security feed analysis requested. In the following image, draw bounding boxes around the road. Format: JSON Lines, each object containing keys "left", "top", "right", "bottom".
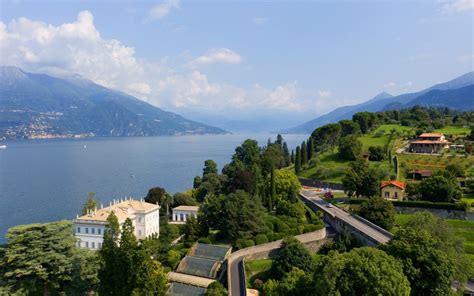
{"left": 300, "top": 189, "right": 393, "bottom": 244}
{"left": 227, "top": 229, "right": 327, "bottom": 296}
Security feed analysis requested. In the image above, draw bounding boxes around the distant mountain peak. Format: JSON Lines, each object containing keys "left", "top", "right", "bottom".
{"left": 0, "top": 65, "right": 28, "bottom": 82}
{"left": 370, "top": 91, "right": 393, "bottom": 102}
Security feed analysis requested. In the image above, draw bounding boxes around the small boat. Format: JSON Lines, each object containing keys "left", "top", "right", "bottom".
{"left": 0, "top": 145, "right": 6, "bottom": 149}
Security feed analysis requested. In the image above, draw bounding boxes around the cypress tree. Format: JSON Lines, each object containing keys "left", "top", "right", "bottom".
{"left": 119, "top": 218, "right": 137, "bottom": 294}
{"left": 301, "top": 141, "right": 308, "bottom": 165}
{"left": 270, "top": 166, "right": 276, "bottom": 210}
{"left": 291, "top": 150, "right": 295, "bottom": 164}
{"left": 295, "top": 146, "right": 301, "bottom": 174}
{"left": 307, "top": 137, "right": 314, "bottom": 160}
{"left": 98, "top": 211, "right": 120, "bottom": 295}
{"left": 282, "top": 142, "right": 291, "bottom": 166}
{"left": 276, "top": 134, "right": 283, "bottom": 146}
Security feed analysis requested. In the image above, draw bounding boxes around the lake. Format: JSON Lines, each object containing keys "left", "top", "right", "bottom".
{"left": 0, "top": 133, "right": 307, "bottom": 242}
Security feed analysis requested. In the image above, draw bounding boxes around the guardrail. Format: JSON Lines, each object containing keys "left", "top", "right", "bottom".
{"left": 351, "top": 213, "right": 394, "bottom": 240}
{"left": 239, "top": 259, "right": 247, "bottom": 296}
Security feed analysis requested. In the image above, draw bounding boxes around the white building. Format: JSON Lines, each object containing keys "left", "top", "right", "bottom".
{"left": 74, "top": 198, "right": 160, "bottom": 250}
{"left": 171, "top": 205, "right": 199, "bottom": 223}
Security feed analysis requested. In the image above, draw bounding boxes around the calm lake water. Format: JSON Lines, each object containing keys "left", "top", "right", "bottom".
{"left": 0, "top": 133, "right": 307, "bottom": 242}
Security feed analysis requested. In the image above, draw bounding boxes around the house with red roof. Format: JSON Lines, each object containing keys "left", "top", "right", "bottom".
{"left": 408, "top": 133, "right": 449, "bottom": 154}
{"left": 381, "top": 180, "right": 406, "bottom": 200}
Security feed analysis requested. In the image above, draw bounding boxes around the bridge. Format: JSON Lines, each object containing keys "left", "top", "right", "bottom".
{"left": 299, "top": 189, "right": 393, "bottom": 246}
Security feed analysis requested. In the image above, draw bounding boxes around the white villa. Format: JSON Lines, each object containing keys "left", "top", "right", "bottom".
{"left": 171, "top": 205, "right": 199, "bottom": 223}
{"left": 74, "top": 198, "right": 160, "bottom": 250}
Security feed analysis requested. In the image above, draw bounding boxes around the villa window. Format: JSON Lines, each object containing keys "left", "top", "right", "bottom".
{"left": 91, "top": 228, "right": 95, "bottom": 234}
{"left": 85, "top": 242, "right": 89, "bottom": 248}
{"left": 384, "top": 192, "right": 389, "bottom": 198}
{"left": 92, "top": 242, "right": 95, "bottom": 249}
{"left": 98, "top": 228, "right": 101, "bottom": 235}
{"left": 85, "top": 227, "right": 89, "bottom": 234}
{"left": 139, "top": 230, "right": 142, "bottom": 236}
{"left": 138, "top": 218, "right": 142, "bottom": 223}
{"left": 394, "top": 192, "right": 398, "bottom": 198}
{"left": 77, "top": 227, "right": 81, "bottom": 233}
{"left": 180, "top": 213, "right": 184, "bottom": 221}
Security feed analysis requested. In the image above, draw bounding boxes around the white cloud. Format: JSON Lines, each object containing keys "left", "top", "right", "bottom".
{"left": 384, "top": 82, "right": 396, "bottom": 87}
{"left": 441, "top": 0, "right": 473, "bottom": 13}
{"left": 253, "top": 17, "right": 269, "bottom": 24}
{"left": 148, "top": 0, "right": 180, "bottom": 21}
{"left": 317, "top": 90, "right": 332, "bottom": 98}
{"left": 0, "top": 11, "right": 306, "bottom": 117}
{"left": 188, "top": 48, "right": 242, "bottom": 68}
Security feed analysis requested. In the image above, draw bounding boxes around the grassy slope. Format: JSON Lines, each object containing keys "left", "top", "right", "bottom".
{"left": 394, "top": 214, "right": 474, "bottom": 258}
{"left": 300, "top": 124, "right": 473, "bottom": 183}
{"left": 245, "top": 259, "right": 273, "bottom": 288}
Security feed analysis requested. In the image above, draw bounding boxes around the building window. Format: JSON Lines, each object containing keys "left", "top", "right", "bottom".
{"left": 92, "top": 242, "right": 95, "bottom": 249}
{"left": 77, "top": 227, "right": 81, "bottom": 233}
{"left": 139, "top": 230, "right": 142, "bottom": 236}
{"left": 98, "top": 228, "right": 101, "bottom": 235}
{"left": 138, "top": 218, "right": 142, "bottom": 223}
{"left": 384, "top": 191, "right": 389, "bottom": 198}
{"left": 98, "top": 243, "right": 102, "bottom": 249}
{"left": 85, "top": 242, "right": 89, "bottom": 248}
{"left": 394, "top": 192, "right": 398, "bottom": 198}
{"left": 85, "top": 227, "right": 89, "bottom": 234}
{"left": 180, "top": 213, "right": 184, "bottom": 221}
{"left": 91, "top": 228, "right": 95, "bottom": 234}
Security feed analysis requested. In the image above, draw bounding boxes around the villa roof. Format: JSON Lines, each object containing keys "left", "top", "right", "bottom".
{"left": 76, "top": 199, "right": 159, "bottom": 222}
{"left": 173, "top": 205, "right": 199, "bottom": 212}
{"left": 419, "top": 133, "right": 444, "bottom": 138}
{"left": 381, "top": 180, "right": 406, "bottom": 190}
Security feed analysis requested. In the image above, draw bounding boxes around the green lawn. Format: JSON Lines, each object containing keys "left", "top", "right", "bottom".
{"left": 434, "top": 126, "right": 470, "bottom": 136}
{"left": 245, "top": 258, "right": 273, "bottom": 288}
{"left": 461, "top": 192, "right": 474, "bottom": 206}
{"left": 359, "top": 124, "right": 415, "bottom": 149}
{"left": 394, "top": 214, "right": 474, "bottom": 259}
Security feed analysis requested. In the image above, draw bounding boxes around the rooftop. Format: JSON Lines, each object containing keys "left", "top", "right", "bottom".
{"left": 173, "top": 205, "right": 199, "bottom": 212}
{"left": 419, "top": 133, "right": 444, "bottom": 138}
{"left": 76, "top": 199, "right": 159, "bottom": 222}
{"left": 381, "top": 180, "right": 406, "bottom": 190}
{"left": 167, "top": 282, "right": 206, "bottom": 296}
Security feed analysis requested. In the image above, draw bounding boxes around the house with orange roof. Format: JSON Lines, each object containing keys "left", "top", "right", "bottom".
{"left": 408, "top": 132, "right": 449, "bottom": 154}
{"left": 381, "top": 180, "right": 406, "bottom": 200}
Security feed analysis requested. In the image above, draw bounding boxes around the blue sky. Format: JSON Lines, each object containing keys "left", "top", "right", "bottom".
{"left": 0, "top": 0, "right": 472, "bottom": 130}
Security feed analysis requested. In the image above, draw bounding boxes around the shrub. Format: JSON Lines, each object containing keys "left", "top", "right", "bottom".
{"left": 265, "top": 231, "right": 274, "bottom": 242}
{"left": 198, "top": 237, "right": 211, "bottom": 244}
{"left": 244, "top": 239, "right": 255, "bottom": 248}
{"left": 274, "top": 233, "right": 283, "bottom": 240}
{"left": 254, "top": 234, "right": 269, "bottom": 245}
{"left": 274, "top": 220, "right": 290, "bottom": 233}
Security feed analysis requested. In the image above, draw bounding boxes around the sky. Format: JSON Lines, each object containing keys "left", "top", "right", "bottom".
{"left": 0, "top": 0, "right": 473, "bottom": 131}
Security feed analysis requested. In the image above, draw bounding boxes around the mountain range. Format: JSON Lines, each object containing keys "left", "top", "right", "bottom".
{"left": 285, "top": 72, "right": 474, "bottom": 134}
{"left": 0, "top": 66, "right": 226, "bottom": 139}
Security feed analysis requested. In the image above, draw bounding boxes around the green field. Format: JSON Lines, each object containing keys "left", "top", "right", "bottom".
{"left": 394, "top": 214, "right": 474, "bottom": 258}
{"left": 245, "top": 258, "right": 273, "bottom": 288}
{"left": 434, "top": 126, "right": 471, "bottom": 136}
{"left": 359, "top": 124, "right": 415, "bottom": 149}
{"left": 299, "top": 124, "right": 472, "bottom": 183}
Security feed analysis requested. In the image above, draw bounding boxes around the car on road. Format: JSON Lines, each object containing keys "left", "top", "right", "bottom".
{"left": 326, "top": 203, "right": 334, "bottom": 208}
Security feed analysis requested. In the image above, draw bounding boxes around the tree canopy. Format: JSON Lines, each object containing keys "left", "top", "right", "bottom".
{"left": 314, "top": 247, "right": 411, "bottom": 296}
{"left": 356, "top": 197, "right": 395, "bottom": 230}
{"left": 342, "top": 160, "right": 380, "bottom": 198}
